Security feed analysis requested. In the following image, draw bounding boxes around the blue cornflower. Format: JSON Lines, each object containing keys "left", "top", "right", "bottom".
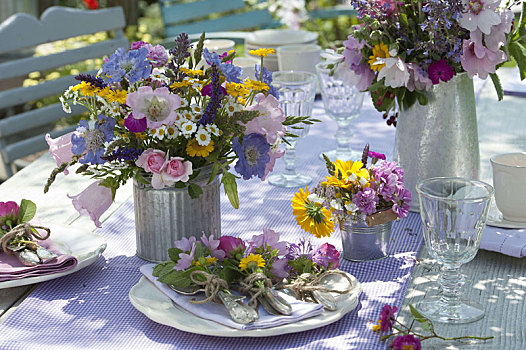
{"left": 102, "top": 47, "right": 151, "bottom": 85}
{"left": 203, "top": 49, "right": 242, "bottom": 83}
{"left": 255, "top": 65, "right": 279, "bottom": 98}
{"left": 232, "top": 133, "right": 270, "bottom": 180}
{"left": 72, "top": 114, "right": 116, "bottom": 165}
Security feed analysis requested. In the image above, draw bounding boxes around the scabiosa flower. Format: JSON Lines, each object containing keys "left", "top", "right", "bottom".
{"left": 352, "top": 187, "right": 379, "bottom": 216}
{"left": 391, "top": 334, "right": 421, "bottom": 350}
{"left": 203, "top": 49, "right": 242, "bottom": 83}
{"left": 427, "top": 59, "right": 455, "bottom": 84}
{"left": 71, "top": 114, "right": 116, "bottom": 165}
{"left": 126, "top": 86, "right": 181, "bottom": 129}
{"left": 102, "top": 47, "right": 151, "bottom": 85}
{"left": 232, "top": 133, "right": 271, "bottom": 180}
{"left": 255, "top": 65, "right": 279, "bottom": 98}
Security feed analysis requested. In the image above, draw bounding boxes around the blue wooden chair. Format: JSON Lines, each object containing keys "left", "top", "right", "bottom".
{"left": 159, "top": 0, "right": 356, "bottom": 44}
{"left": 0, "top": 6, "right": 128, "bottom": 178}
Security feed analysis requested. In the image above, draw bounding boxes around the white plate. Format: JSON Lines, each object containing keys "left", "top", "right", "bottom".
{"left": 129, "top": 272, "right": 362, "bottom": 337}
{"left": 0, "top": 223, "right": 107, "bottom": 289}
{"left": 246, "top": 29, "right": 318, "bottom": 46}
{"left": 486, "top": 201, "right": 526, "bottom": 229}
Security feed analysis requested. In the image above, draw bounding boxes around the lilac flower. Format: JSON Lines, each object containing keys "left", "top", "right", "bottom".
{"left": 427, "top": 59, "right": 455, "bottom": 84}
{"left": 232, "top": 133, "right": 271, "bottom": 180}
{"left": 248, "top": 228, "right": 288, "bottom": 255}
{"left": 71, "top": 114, "right": 116, "bottom": 165}
{"left": 313, "top": 243, "right": 340, "bottom": 269}
{"left": 379, "top": 304, "right": 398, "bottom": 332}
{"left": 124, "top": 113, "right": 147, "bottom": 133}
{"left": 200, "top": 234, "right": 226, "bottom": 261}
{"left": 270, "top": 258, "right": 289, "bottom": 279}
{"left": 102, "top": 47, "right": 151, "bottom": 85}
{"left": 392, "top": 187, "right": 411, "bottom": 218}
{"left": 174, "top": 236, "right": 197, "bottom": 252}
{"left": 255, "top": 65, "right": 279, "bottom": 98}
{"left": 392, "top": 334, "right": 421, "bottom": 350}
{"left": 175, "top": 244, "right": 196, "bottom": 271}
{"left": 218, "top": 236, "right": 245, "bottom": 257}
{"left": 352, "top": 187, "right": 379, "bottom": 215}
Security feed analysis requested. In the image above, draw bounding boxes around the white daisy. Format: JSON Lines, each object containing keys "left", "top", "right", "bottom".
{"left": 183, "top": 111, "right": 195, "bottom": 122}
{"left": 179, "top": 99, "right": 189, "bottom": 108}
{"left": 181, "top": 121, "right": 197, "bottom": 136}
{"left": 195, "top": 128, "right": 211, "bottom": 146}
{"left": 224, "top": 99, "right": 241, "bottom": 115}
{"left": 166, "top": 125, "right": 179, "bottom": 139}
{"left": 206, "top": 124, "right": 220, "bottom": 136}
{"left": 191, "top": 104, "right": 203, "bottom": 114}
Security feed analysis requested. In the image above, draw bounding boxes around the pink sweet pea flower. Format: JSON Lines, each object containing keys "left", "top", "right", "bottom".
{"left": 460, "top": 39, "right": 506, "bottom": 79}
{"left": 45, "top": 132, "right": 78, "bottom": 175}
{"left": 200, "top": 234, "right": 226, "bottom": 261}
{"left": 458, "top": 0, "right": 501, "bottom": 35}
{"left": 126, "top": 86, "right": 181, "bottom": 129}
{"left": 262, "top": 148, "right": 284, "bottom": 181}
{"left": 245, "top": 93, "right": 286, "bottom": 144}
{"left": 270, "top": 258, "right": 289, "bottom": 279}
{"left": 68, "top": 181, "right": 113, "bottom": 228}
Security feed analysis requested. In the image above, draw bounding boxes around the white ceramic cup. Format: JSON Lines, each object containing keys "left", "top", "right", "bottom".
{"left": 277, "top": 44, "right": 322, "bottom": 75}
{"left": 232, "top": 56, "right": 260, "bottom": 81}
{"left": 490, "top": 152, "right": 526, "bottom": 222}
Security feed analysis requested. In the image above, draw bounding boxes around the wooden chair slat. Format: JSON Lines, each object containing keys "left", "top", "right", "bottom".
{"left": 161, "top": 0, "right": 247, "bottom": 25}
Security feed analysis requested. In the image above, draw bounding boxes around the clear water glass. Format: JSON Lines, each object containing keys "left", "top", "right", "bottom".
{"left": 267, "top": 71, "right": 317, "bottom": 188}
{"left": 416, "top": 177, "right": 494, "bottom": 324}
{"left": 315, "top": 62, "right": 364, "bottom": 161}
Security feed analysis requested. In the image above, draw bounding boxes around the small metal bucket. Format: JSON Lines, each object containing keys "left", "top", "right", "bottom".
{"left": 340, "top": 218, "right": 392, "bottom": 262}
{"left": 133, "top": 168, "right": 221, "bottom": 262}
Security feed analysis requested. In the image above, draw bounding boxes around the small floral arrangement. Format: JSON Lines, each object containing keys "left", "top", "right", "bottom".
{"left": 328, "top": 0, "right": 526, "bottom": 125}
{"left": 292, "top": 146, "right": 411, "bottom": 238}
{"left": 373, "top": 304, "right": 493, "bottom": 348}
{"left": 45, "top": 33, "right": 315, "bottom": 227}
{"left": 152, "top": 230, "right": 344, "bottom": 308}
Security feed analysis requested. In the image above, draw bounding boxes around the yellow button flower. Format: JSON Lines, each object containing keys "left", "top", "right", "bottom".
{"left": 239, "top": 254, "right": 265, "bottom": 271}
{"left": 368, "top": 43, "right": 390, "bottom": 72}
{"left": 249, "top": 48, "right": 275, "bottom": 57}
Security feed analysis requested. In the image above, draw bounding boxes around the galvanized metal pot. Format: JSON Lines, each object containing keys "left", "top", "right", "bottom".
{"left": 394, "top": 73, "right": 479, "bottom": 212}
{"left": 340, "top": 217, "right": 392, "bottom": 262}
{"left": 133, "top": 168, "right": 221, "bottom": 262}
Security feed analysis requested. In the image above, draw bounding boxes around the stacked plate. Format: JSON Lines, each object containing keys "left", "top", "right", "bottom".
{"left": 245, "top": 29, "right": 318, "bottom": 71}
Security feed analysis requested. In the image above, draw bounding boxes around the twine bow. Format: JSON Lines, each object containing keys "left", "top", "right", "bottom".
{"left": 188, "top": 270, "right": 229, "bottom": 304}
{"left": 239, "top": 272, "right": 273, "bottom": 309}
{"left": 0, "top": 223, "right": 51, "bottom": 255}
{"left": 279, "top": 270, "right": 353, "bottom": 301}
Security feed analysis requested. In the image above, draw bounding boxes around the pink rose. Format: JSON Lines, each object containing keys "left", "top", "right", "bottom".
{"left": 67, "top": 181, "right": 113, "bottom": 228}
{"left": 163, "top": 157, "right": 193, "bottom": 182}
{"left": 135, "top": 148, "right": 166, "bottom": 174}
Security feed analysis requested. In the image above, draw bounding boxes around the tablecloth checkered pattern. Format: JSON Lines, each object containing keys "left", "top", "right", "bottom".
{"left": 0, "top": 101, "right": 424, "bottom": 349}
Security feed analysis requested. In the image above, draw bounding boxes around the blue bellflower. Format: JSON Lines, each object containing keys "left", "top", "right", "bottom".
{"left": 202, "top": 49, "right": 242, "bottom": 83}
{"left": 102, "top": 47, "right": 151, "bottom": 85}
{"left": 72, "top": 114, "right": 116, "bottom": 165}
{"left": 232, "top": 133, "right": 270, "bottom": 180}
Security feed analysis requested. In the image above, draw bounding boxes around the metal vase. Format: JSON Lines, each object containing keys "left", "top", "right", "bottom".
{"left": 394, "top": 73, "right": 479, "bottom": 212}
{"left": 133, "top": 169, "right": 221, "bottom": 262}
{"left": 340, "top": 218, "right": 392, "bottom": 262}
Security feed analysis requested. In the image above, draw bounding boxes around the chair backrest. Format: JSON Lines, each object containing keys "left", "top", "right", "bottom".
{"left": 0, "top": 6, "right": 128, "bottom": 179}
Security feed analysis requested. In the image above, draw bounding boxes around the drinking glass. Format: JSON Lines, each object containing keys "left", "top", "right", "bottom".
{"left": 315, "top": 62, "right": 364, "bottom": 161}
{"left": 266, "top": 71, "right": 317, "bottom": 188}
{"left": 416, "top": 177, "right": 494, "bottom": 324}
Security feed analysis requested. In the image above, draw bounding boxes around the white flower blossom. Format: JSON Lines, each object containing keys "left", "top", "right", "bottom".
{"left": 376, "top": 57, "right": 410, "bottom": 89}
{"left": 195, "top": 128, "right": 211, "bottom": 146}
{"left": 458, "top": 0, "right": 501, "bottom": 35}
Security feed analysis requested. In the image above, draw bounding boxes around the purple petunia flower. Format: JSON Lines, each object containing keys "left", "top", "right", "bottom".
{"left": 379, "top": 304, "right": 398, "bottom": 332}
{"left": 313, "top": 243, "right": 340, "bottom": 269}
{"left": 102, "top": 47, "right": 151, "bottom": 85}
{"left": 124, "top": 113, "right": 147, "bottom": 133}
{"left": 352, "top": 187, "right": 379, "bottom": 215}
{"left": 270, "top": 258, "right": 289, "bottom": 279}
{"left": 248, "top": 228, "right": 288, "bottom": 255}
{"left": 232, "top": 133, "right": 271, "bottom": 180}
{"left": 174, "top": 236, "right": 196, "bottom": 252}
{"left": 200, "top": 234, "right": 226, "bottom": 261}
{"left": 71, "top": 114, "right": 116, "bottom": 165}
{"left": 427, "top": 59, "right": 455, "bottom": 84}
{"left": 391, "top": 334, "right": 421, "bottom": 350}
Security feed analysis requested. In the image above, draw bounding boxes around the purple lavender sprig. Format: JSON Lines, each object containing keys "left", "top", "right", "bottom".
{"left": 167, "top": 33, "right": 191, "bottom": 85}
{"left": 101, "top": 147, "right": 143, "bottom": 162}
{"left": 74, "top": 74, "right": 107, "bottom": 89}
{"left": 199, "top": 65, "right": 224, "bottom": 126}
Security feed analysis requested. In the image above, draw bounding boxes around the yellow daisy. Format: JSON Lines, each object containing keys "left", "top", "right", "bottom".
{"left": 170, "top": 80, "right": 193, "bottom": 89}
{"left": 249, "top": 48, "right": 275, "bottom": 57}
{"left": 323, "top": 160, "right": 370, "bottom": 189}
{"left": 372, "top": 319, "right": 382, "bottom": 332}
{"left": 186, "top": 138, "right": 214, "bottom": 157}
{"left": 180, "top": 67, "right": 203, "bottom": 76}
{"left": 368, "top": 43, "right": 390, "bottom": 72}
{"left": 239, "top": 254, "right": 265, "bottom": 271}
{"left": 292, "top": 187, "right": 335, "bottom": 238}
{"left": 244, "top": 79, "right": 269, "bottom": 92}
{"left": 225, "top": 82, "right": 249, "bottom": 98}
{"left": 71, "top": 81, "right": 99, "bottom": 97}
{"left": 106, "top": 88, "right": 128, "bottom": 104}
{"left": 205, "top": 256, "right": 217, "bottom": 265}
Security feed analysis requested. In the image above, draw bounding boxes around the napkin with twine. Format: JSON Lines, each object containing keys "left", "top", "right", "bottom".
{"left": 140, "top": 264, "right": 324, "bottom": 330}
{"left": 0, "top": 239, "right": 78, "bottom": 282}
{"left": 481, "top": 226, "right": 526, "bottom": 258}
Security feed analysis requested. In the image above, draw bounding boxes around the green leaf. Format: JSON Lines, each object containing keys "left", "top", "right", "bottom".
{"left": 416, "top": 91, "right": 428, "bottom": 105}
{"left": 173, "top": 181, "right": 186, "bottom": 189}
{"left": 193, "top": 32, "right": 206, "bottom": 68}
{"left": 188, "top": 183, "right": 203, "bottom": 199}
{"left": 99, "top": 177, "right": 119, "bottom": 201}
{"left": 409, "top": 304, "right": 425, "bottom": 320}
{"left": 489, "top": 73, "right": 503, "bottom": 101}
{"left": 168, "top": 248, "right": 183, "bottom": 262}
{"left": 18, "top": 199, "right": 37, "bottom": 223}
{"left": 152, "top": 261, "right": 176, "bottom": 277}
{"left": 158, "top": 269, "right": 193, "bottom": 287}
{"left": 421, "top": 321, "right": 433, "bottom": 332}
{"left": 222, "top": 172, "right": 239, "bottom": 209}
{"left": 400, "top": 13, "right": 409, "bottom": 28}
{"left": 509, "top": 41, "right": 526, "bottom": 80}
{"left": 135, "top": 171, "right": 149, "bottom": 185}
{"left": 208, "top": 162, "right": 219, "bottom": 185}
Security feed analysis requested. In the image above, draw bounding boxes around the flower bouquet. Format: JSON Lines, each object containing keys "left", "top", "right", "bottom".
{"left": 328, "top": 0, "right": 526, "bottom": 123}
{"left": 45, "top": 33, "right": 316, "bottom": 226}
{"left": 292, "top": 146, "right": 412, "bottom": 238}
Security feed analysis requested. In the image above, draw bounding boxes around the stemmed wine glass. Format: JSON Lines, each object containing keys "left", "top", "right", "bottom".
{"left": 266, "top": 71, "right": 317, "bottom": 188}
{"left": 315, "top": 62, "right": 364, "bottom": 161}
{"left": 416, "top": 177, "right": 494, "bottom": 324}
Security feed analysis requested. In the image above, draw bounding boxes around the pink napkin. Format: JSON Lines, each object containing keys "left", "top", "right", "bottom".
{"left": 0, "top": 239, "right": 78, "bottom": 282}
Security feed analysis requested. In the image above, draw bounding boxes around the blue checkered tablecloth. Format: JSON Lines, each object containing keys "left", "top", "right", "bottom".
{"left": 0, "top": 101, "right": 424, "bottom": 349}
